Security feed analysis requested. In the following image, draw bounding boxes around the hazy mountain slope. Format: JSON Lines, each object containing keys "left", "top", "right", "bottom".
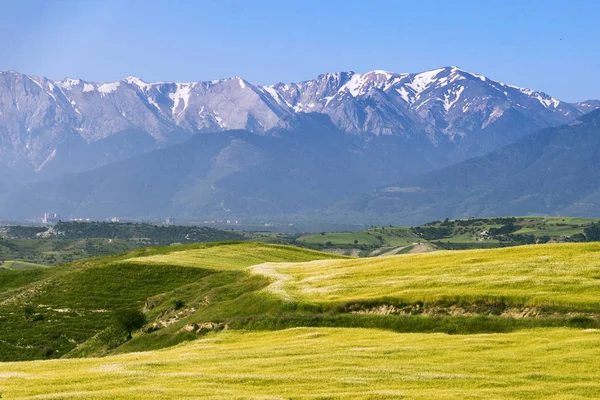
{"left": 0, "top": 67, "right": 596, "bottom": 179}
{"left": 1, "top": 116, "right": 446, "bottom": 220}
{"left": 340, "top": 109, "right": 600, "bottom": 224}
{"left": 0, "top": 165, "right": 16, "bottom": 198}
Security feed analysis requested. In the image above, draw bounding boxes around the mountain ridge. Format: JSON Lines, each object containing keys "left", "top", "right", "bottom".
{"left": 335, "top": 109, "right": 600, "bottom": 224}
{"left": 1, "top": 67, "right": 597, "bottom": 178}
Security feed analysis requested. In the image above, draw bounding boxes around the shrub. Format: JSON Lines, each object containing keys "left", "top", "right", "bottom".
{"left": 42, "top": 347, "right": 54, "bottom": 358}
{"left": 113, "top": 309, "right": 147, "bottom": 340}
{"left": 584, "top": 223, "right": 600, "bottom": 242}
{"left": 173, "top": 300, "right": 185, "bottom": 310}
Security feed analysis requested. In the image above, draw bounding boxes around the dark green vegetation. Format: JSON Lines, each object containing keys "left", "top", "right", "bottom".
{"left": 415, "top": 216, "right": 600, "bottom": 249}
{"left": 2, "top": 221, "right": 245, "bottom": 243}
{"left": 340, "top": 110, "right": 600, "bottom": 224}
{"left": 0, "top": 221, "right": 245, "bottom": 266}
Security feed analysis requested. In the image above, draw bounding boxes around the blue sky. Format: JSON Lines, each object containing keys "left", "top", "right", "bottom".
{"left": 0, "top": 0, "right": 597, "bottom": 102}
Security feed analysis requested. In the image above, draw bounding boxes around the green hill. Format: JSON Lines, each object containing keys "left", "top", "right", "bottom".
{"left": 249, "top": 243, "right": 600, "bottom": 311}
{"left": 1, "top": 240, "right": 600, "bottom": 365}
{"left": 0, "top": 242, "right": 345, "bottom": 361}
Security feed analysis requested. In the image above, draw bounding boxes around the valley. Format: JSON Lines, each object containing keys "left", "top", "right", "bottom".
{"left": 2, "top": 2, "right": 599, "bottom": 398}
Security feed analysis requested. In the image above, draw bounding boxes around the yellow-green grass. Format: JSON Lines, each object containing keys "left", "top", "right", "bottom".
{"left": 250, "top": 243, "right": 600, "bottom": 310}
{"left": 0, "top": 260, "right": 48, "bottom": 270}
{"left": 1, "top": 327, "right": 600, "bottom": 399}
{"left": 126, "top": 242, "right": 349, "bottom": 270}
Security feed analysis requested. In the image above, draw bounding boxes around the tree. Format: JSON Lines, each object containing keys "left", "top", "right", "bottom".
{"left": 354, "top": 240, "right": 359, "bottom": 244}
{"left": 584, "top": 222, "right": 600, "bottom": 242}
{"left": 113, "top": 309, "right": 147, "bottom": 340}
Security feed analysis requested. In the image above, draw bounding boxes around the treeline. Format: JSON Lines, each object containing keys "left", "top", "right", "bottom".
{"left": 570, "top": 222, "right": 600, "bottom": 242}
{"left": 5, "top": 222, "right": 246, "bottom": 245}
{"left": 411, "top": 217, "right": 521, "bottom": 241}
{"left": 412, "top": 218, "right": 600, "bottom": 245}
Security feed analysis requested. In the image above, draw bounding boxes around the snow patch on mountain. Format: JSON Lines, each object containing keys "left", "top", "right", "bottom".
{"left": 124, "top": 76, "right": 151, "bottom": 91}
{"left": 169, "top": 83, "right": 193, "bottom": 116}
{"left": 98, "top": 82, "right": 120, "bottom": 95}
{"left": 407, "top": 68, "right": 445, "bottom": 97}
{"left": 58, "top": 79, "right": 81, "bottom": 90}
{"left": 442, "top": 86, "right": 465, "bottom": 112}
{"left": 482, "top": 107, "right": 505, "bottom": 128}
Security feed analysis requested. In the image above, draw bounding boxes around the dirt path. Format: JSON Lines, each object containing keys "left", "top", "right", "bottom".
{"left": 376, "top": 245, "right": 412, "bottom": 257}
{"left": 375, "top": 242, "right": 436, "bottom": 257}
{"left": 409, "top": 242, "right": 435, "bottom": 253}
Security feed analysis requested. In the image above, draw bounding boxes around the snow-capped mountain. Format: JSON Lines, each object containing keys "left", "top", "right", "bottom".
{"left": 0, "top": 67, "right": 597, "bottom": 177}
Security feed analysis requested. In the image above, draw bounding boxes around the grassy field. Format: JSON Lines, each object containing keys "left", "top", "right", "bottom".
{"left": 297, "top": 226, "right": 419, "bottom": 247}
{"left": 250, "top": 243, "right": 600, "bottom": 311}
{"left": 0, "top": 242, "right": 345, "bottom": 361}
{"left": 127, "top": 242, "right": 348, "bottom": 270}
{"left": 1, "top": 327, "right": 600, "bottom": 399}
{"left": 298, "top": 231, "right": 386, "bottom": 246}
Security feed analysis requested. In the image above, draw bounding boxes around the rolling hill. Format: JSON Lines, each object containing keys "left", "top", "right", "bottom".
{"left": 1, "top": 241, "right": 600, "bottom": 398}
{"left": 293, "top": 217, "right": 600, "bottom": 256}
{"left": 3, "top": 240, "right": 600, "bottom": 362}
{"left": 0, "top": 242, "right": 346, "bottom": 361}
{"left": 249, "top": 243, "right": 600, "bottom": 311}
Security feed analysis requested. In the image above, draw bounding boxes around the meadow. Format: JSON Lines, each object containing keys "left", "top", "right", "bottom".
{"left": 1, "top": 327, "right": 600, "bottom": 399}
{"left": 126, "top": 242, "right": 348, "bottom": 270}
{"left": 0, "top": 242, "right": 345, "bottom": 361}
{"left": 248, "top": 243, "right": 600, "bottom": 311}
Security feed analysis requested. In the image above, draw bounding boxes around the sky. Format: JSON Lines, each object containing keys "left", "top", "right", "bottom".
{"left": 0, "top": 0, "right": 598, "bottom": 102}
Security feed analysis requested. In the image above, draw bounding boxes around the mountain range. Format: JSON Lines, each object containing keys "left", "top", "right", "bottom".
{"left": 0, "top": 67, "right": 598, "bottom": 223}
{"left": 338, "top": 109, "right": 600, "bottom": 224}
{"left": 1, "top": 67, "right": 598, "bottom": 177}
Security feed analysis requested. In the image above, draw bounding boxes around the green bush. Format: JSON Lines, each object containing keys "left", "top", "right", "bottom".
{"left": 113, "top": 309, "right": 147, "bottom": 340}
